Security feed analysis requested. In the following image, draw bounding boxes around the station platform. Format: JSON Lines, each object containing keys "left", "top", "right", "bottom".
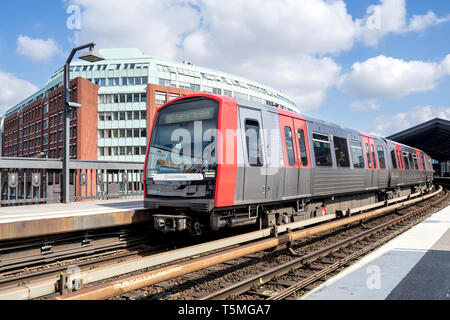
{"left": 0, "top": 198, "right": 153, "bottom": 241}
{"left": 302, "top": 204, "right": 450, "bottom": 300}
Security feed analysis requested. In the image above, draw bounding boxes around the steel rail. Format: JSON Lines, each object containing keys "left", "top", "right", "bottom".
{"left": 268, "top": 189, "right": 449, "bottom": 300}
{"left": 53, "top": 186, "right": 442, "bottom": 300}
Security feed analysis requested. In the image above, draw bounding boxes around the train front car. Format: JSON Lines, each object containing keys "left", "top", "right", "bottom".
{"left": 144, "top": 94, "right": 237, "bottom": 235}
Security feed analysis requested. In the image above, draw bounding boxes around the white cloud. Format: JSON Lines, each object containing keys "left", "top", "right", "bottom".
{"left": 70, "top": 0, "right": 201, "bottom": 60}
{"left": 69, "top": 0, "right": 351, "bottom": 110}
{"left": 66, "top": 0, "right": 450, "bottom": 111}
{"left": 16, "top": 36, "right": 62, "bottom": 62}
{"left": 406, "top": 11, "right": 450, "bottom": 32}
{"left": 356, "top": 0, "right": 407, "bottom": 46}
{"left": 374, "top": 105, "right": 450, "bottom": 135}
{"left": 356, "top": 0, "right": 450, "bottom": 46}
{"left": 0, "top": 71, "right": 38, "bottom": 114}
{"left": 350, "top": 100, "right": 380, "bottom": 111}
{"left": 339, "top": 55, "right": 449, "bottom": 100}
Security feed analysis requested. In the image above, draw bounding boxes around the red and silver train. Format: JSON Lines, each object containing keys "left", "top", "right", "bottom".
{"left": 144, "top": 94, "right": 433, "bottom": 235}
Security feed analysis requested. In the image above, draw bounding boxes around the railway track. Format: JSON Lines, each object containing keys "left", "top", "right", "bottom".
{"left": 203, "top": 188, "right": 449, "bottom": 300}
{"left": 48, "top": 185, "right": 445, "bottom": 301}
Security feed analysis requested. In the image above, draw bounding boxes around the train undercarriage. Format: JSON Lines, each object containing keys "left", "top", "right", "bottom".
{"left": 152, "top": 182, "right": 432, "bottom": 236}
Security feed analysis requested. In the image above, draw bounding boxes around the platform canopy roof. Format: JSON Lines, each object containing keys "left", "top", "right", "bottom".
{"left": 387, "top": 118, "right": 450, "bottom": 162}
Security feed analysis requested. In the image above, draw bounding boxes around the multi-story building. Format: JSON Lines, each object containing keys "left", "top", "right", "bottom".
{"left": 1, "top": 47, "right": 298, "bottom": 162}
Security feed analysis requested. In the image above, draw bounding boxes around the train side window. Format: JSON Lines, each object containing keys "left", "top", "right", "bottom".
{"left": 377, "top": 146, "right": 386, "bottom": 169}
{"left": 312, "top": 133, "right": 332, "bottom": 167}
{"left": 412, "top": 154, "right": 419, "bottom": 170}
{"left": 284, "top": 127, "right": 296, "bottom": 166}
{"left": 245, "top": 119, "right": 263, "bottom": 167}
{"left": 371, "top": 144, "right": 377, "bottom": 169}
{"left": 333, "top": 136, "right": 350, "bottom": 168}
{"left": 390, "top": 149, "right": 397, "bottom": 169}
{"left": 350, "top": 140, "right": 365, "bottom": 168}
{"left": 365, "top": 143, "right": 372, "bottom": 168}
{"left": 297, "top": 129, "right": 308, "bottom": 167}
{"left": 422, "top": 155, "right": 426, "bottom": 170}
{"left": 403, "top": 152, "right": 410, "bottom": 170}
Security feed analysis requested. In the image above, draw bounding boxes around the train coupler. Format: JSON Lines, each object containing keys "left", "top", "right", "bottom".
{"left": 153, "top": 214, "right": 188, "bottom": 233}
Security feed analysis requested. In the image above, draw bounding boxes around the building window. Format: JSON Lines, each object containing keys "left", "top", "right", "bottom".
{"left": 43, "top": 118, "right": 48, "bottom": 130}
{"left": 72, "top": 86, "right": 77, "bottom": 101}
{"left": 155, "top": 92, "right": 167, "bottom": 105}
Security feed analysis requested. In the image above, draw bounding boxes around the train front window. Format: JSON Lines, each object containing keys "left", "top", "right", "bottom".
{"left": 148, "top": 98, "right": 219, "bottom": 175}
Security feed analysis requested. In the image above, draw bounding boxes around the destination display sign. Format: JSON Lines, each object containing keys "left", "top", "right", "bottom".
{"left": 153, "top": 173, "right": 204, "bottom": 181}
{"left": 159, "top": 107, "right": 214, "bottom": 125}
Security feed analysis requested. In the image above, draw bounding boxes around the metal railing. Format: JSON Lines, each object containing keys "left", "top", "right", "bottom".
{"left": 0, "top": 157, "right": 144, "bottom": 206}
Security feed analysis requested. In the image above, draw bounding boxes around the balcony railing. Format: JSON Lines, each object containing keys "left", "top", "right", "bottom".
{"left": 0, "top": 157, "right": 144, "bottom": 206}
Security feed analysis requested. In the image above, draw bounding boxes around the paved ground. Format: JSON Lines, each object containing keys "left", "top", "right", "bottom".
{"left": 0, "top": 198, "right": 143, "bottom": 223}
{"left": 302, "top": 205, "right": 450, "bottom": 300}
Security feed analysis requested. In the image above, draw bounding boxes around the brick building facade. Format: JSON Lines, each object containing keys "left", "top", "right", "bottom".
{"left": 1, "top": 79, "right": 198, "bottom": 161}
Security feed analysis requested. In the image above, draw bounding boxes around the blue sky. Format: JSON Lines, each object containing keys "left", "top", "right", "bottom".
{"left": 0, "top": 0, "right": 449, "bottom": 137}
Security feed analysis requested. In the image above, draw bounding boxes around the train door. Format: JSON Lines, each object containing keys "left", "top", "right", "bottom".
{"left": 376, "top": 143, "right": 389, "bottom": 188}
{"left": 362, "top": 136, "right": 375, "bottom": 188}
{"left": 279, "top": 115, "right": 298, "bottom": 198}
{"left": 416, "top": 149, "right": 425, "bottom": 183}
{"left": 239, "top": 107, "right": 267, "bottom": 202}
{"left": 395, "top": 144, "right": 404, "bottom": 184}
{"left": 369, "top": 139, "right": 378, "bottom": 188}
{"left": 293, "top": 118, "right": 312, "bottom": 196}
{"left": 261, "top": 110, "right": 283, "bottom": 201}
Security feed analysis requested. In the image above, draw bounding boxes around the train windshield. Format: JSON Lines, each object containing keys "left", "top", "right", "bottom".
{"left": 147, "top": 98, "right": 219, "bottom": 175}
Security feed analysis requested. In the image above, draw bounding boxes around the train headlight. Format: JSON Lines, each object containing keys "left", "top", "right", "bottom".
{"left": 204, "top": 171, "right": 216, "bottom": 178}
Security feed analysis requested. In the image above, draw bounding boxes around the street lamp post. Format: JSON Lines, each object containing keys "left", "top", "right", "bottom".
{"left": 62, "top": 43, "right": 104, "bottom": 203}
